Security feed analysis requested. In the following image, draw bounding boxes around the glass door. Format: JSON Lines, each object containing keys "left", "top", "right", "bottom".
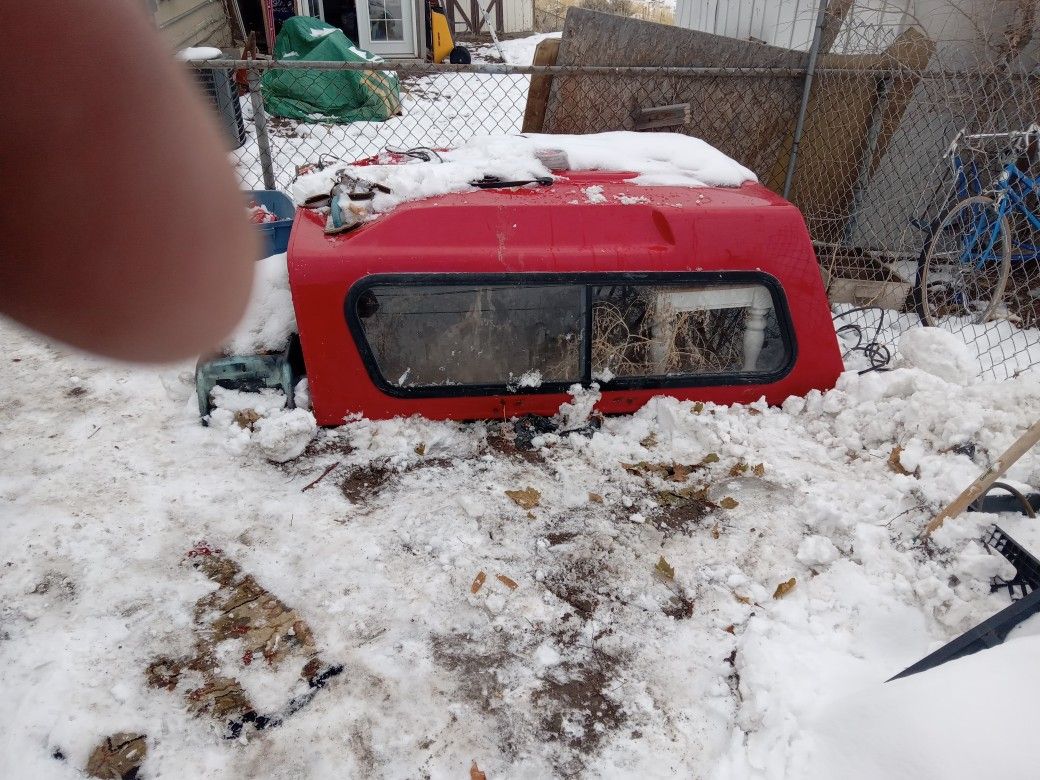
{"left": 357, "top": 0, "right": 417, "bottom": 57}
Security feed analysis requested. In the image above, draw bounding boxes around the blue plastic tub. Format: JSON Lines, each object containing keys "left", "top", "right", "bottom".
{"left": 246, "top": 189, "right": 295, "bottom": 258}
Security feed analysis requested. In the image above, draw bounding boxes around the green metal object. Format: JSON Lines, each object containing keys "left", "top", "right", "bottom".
{"left": 195, "top": 351, "right": 295, "bottom": 419}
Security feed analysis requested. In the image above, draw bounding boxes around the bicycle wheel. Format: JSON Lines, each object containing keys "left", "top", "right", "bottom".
{"left": 918, "top": 195, "right": 1011, "bottom": 326}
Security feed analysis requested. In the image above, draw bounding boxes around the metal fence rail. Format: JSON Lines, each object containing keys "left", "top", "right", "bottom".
{"left": 188, "top": 41, "right": 1040, "bottom": 382}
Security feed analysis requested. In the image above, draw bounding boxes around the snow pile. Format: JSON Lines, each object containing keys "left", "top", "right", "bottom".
{"left": 531, "top": 132, "right": 757, "bottom": 187}
{"left": 253, "top": 409, "right": 319, "bottom": 463}
{"left": 224, "top": 253, "right": 296, "bottom": 355}
{"left": 291, "top": 132, "right": 757, "bottom": 214}
{"left": 897, "top": 327, "right": 977, "bottom": 385}
{"left": 834, "top": 305, "right": 1040, "bottom": 381}
{"left": 5, "top": 316, "right": 1040, "bottom": 778}
{"left": 788, "top": 633, "right": 1040, "bottom": 780}
{"left": 177, "top": 46, "right": 222, "bottom": 61}
{"left": 558, "top": 382, "right": 601, "bottom": 430}
{"left": 208, "top": 386, "right": 316, "bottom": 462}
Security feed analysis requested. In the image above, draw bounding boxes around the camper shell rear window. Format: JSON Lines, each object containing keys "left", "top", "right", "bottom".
{"left": 345, "top": 273, "right": 797, "bottom": 397}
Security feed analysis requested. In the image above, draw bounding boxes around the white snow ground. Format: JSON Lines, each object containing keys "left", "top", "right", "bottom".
{"left": 4, "top": 310, "right": 1040, "bottom": 778}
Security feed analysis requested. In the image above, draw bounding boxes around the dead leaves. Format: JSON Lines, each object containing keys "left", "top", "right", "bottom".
{"left": 622, "top": 453, "right": 719, "bottom": 482}
{"left": 730, "top": 460, "right": 766, "bottom": 477}
{"left": 772, "top": 578, "right": 797, "bottom": 599}
{"left": 233, "top": 409, "right": 261, "bottom": 429}
{"left": 470, "top": 761, "right": 488, "bottom": 780}
{"left": 496, "top": 574, "right": 518, "bottom": 591}
{"left": 654, "top": 556, "right": 675, "bottom": 581}
{"left": 887, "top": 446, "right": 909, "bottom": 474}
{"left": 470, "top": 570, "right": 518, "bottom": 594}
{"left": 588, "top": 492, "right": 604, "bottom": 504}
{"left": 505, "top": 487, "right": 540, "bottom": 509}
{"left": 656, "top": 484, "right": 711, "bottom": 509}
{"left": 719, "top": 497, "right": 740, "bottom": 510}
{"left": 887, "top": 446, "right": 920, "bottom": 478}
{"left": 86, "top": 733, "right": 147, "bottom": 780}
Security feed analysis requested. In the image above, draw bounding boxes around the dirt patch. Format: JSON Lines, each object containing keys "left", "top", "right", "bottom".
{"left": 662, "top": 589, "right": 696, "bottom": 619}
{"left": 300, "top": 434, "right": 356, "bottom": 459}
{"left": 340, "top": 462, "right": 395, "bottom": 503}
{"left": 486, "top": 432, "right": 545, "bottom": 464}
{"left": 533, "top": 648, "right": 626, "bottom": 769}
{"left": 545, "top": 531, "right": 578, "bottom": 546}
{"left": 267, "top": 116, "right": 309, "bottom": 139}
{"left": 430, "top": 632, "right": 511, "bottom": 711}
{"left": 542, "top": 555, "right": 606, "bottom": 617}
{"left": 652, "top": 497, "right": 715, "bottom": 534}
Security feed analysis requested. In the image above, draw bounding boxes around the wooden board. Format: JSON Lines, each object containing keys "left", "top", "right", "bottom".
{"left": 522, "top": 37, "right": 561, "bottom": 133}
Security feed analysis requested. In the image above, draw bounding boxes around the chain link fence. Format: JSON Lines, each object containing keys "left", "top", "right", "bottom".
{"left": 189, "top": 8, "right": 1040, "bottom": 381}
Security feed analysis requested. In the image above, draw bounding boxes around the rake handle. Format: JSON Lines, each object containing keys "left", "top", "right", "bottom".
{"left": 923, "top": 419, "right": 1040, "bottom": 538}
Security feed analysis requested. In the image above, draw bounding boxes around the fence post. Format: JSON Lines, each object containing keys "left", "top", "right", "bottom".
{"left": 783, "top": 0, "right": 830, "bottom": 199}
{"left": 247, "top": 63, "right": 276, "bottom": 191}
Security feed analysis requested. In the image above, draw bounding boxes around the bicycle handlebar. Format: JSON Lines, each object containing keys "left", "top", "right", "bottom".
{"left": 947, "top": 124, "right": 1040, "bottom": 158}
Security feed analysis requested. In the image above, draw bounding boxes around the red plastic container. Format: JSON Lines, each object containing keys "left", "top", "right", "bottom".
{"left": 287, "top": 170, "right": 843, "bottom": 425}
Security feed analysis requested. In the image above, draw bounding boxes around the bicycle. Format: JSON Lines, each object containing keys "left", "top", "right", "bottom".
{"left": 913, "top": 125, "right": 1040, "bottom": 326}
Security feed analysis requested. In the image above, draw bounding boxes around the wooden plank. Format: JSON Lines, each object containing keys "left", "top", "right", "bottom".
{"left": 632, "top": 102, "right": 692, "bottom": 130}
{"left": 521, "top": 36, "right": 561, "bottom": 132}
{"left": 490, "top": 0, "right": 504, "bottom": 33}
{"left": 543, "top": 9, "right": 805, "bottom": 177}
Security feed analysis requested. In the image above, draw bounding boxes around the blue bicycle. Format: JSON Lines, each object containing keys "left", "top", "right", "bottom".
{"left": 916, "top": 126, "right": 1040, "bottom": 326}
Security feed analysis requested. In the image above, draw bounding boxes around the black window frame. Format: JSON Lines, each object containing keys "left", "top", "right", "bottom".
{"left": 344, "top": 272, "right": 798, "bottom": 399}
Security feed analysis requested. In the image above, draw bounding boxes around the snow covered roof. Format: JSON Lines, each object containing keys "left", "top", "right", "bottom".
{"left": 291, "top": 132, "right": 758, "bottom": 216}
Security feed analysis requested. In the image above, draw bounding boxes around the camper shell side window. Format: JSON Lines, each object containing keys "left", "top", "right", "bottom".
{"left": 346, "top": 273, "right": 797, "bottom": 397}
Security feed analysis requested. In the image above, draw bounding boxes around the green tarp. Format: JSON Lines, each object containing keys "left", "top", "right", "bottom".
{"left": 261, "top": 16, "right": 401, "bottom": 124}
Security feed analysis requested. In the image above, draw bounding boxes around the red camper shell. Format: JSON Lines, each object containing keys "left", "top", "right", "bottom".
{"left": 287, "top": 170, "right": 843, "bottom": 425}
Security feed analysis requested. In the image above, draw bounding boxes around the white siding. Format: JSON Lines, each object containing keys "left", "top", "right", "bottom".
{"left": 484, "top": 0, "right": 535, "bottom": 33}
{"left": 672, "top": 0, "right": 912, "bottom": 53}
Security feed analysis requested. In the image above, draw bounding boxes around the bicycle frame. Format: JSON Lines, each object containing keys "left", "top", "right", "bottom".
{"left": 944, "top": 127, "right": 1040, "bottom": 266}
{"left": 994, "top": 164, "right": 1040, "bottom": 263}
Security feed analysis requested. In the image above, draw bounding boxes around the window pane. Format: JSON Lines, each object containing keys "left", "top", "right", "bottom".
{"left": 591, "top": 284, "right": 787, "bottom": 379}
{"left": 368, "top": 0, "right": 404, "bottom": 40}
{"left": 357, "top": 285, "right": 584, "bottom": 388}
